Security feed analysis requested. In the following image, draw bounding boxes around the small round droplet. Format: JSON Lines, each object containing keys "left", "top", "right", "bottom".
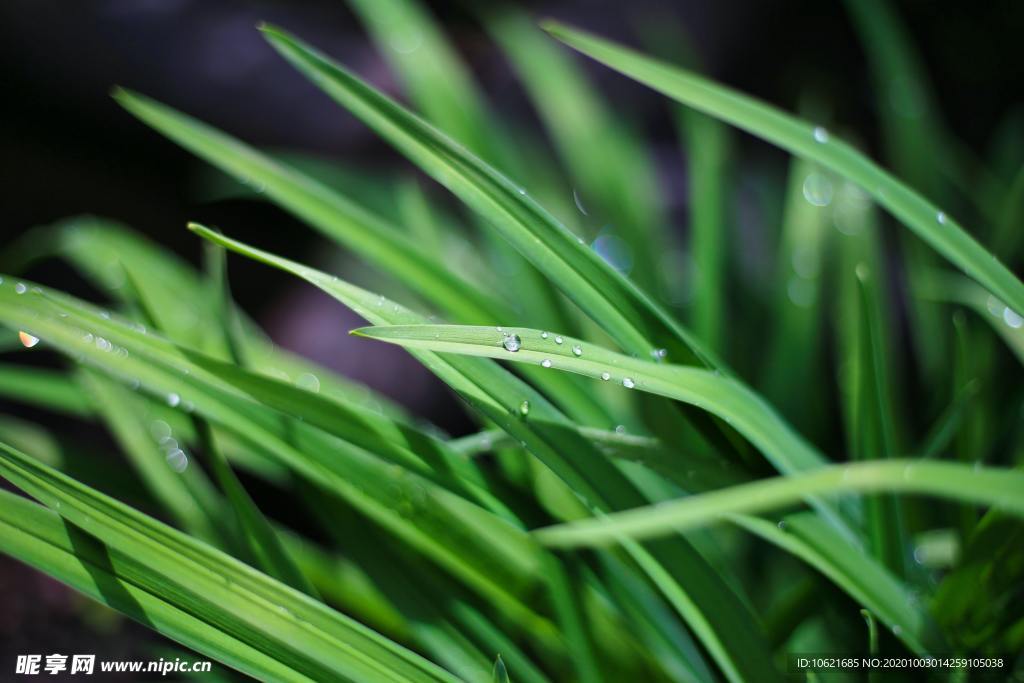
{"left": 777, "top": 520, "right": 788, "bottom": 530}
{"left": 541, "top": 359, "right": 552, "bottom": 368}
{"left": 614, "top": 425, "right": 626, "bottom": 435}
{"left": 166, "top": 393, "right": 181, "bottom": 408}
{"left": 502, "top": 334, "right": 522, "bottom": 352}
{"left": 540, "top": 331, "right": 549, "bottom": 339}
{"left": 651, "top": 348, "right": 667, "bottom": 360}
{"left": 554, "top": 336, "right": 563, "bottom": 345}
{"left": 812, "top": 126, "right": 829, "bottom": 143}
{"left": 18, "top": 331, "right": 40, "bottom": 348}
{"left": 166, "top": 449, "right": 189, "bottom": 473}
{"left": 622, "top": 377, "right": 635, "bottom": 389}
{"left": 14, "top": 282, "right": 27, "bottom": 295}
{"left": 891, "top": 625, "right": 902, "bottom": 637}
{"left": 571, "top": 344, "right": 582, "bottom": 357}
{"left": 1004, "top": 308, "right": 1023, "bottom": 329}
{"left": 936, "top": 211, "right": 947, "bottom": 224}
{"left": 518, "top": 400, "right": 530, "bottom": 416}
{"left": 600, "top": 372, "right": 611, "bottom": 381}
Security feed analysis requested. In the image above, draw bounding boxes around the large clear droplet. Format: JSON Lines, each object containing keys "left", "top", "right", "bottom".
{"left": 502, "top": 334, "right": 522, "bottom": 352}
{"left": 541, "top": 359, "right": 552, "bottom": 368}
{"left": 802, "top": 173, "right": 833, "bottom": 207}
{"left": 296, "top": 373, "right": 320, "bottom": 393}
{"left": 166, "top": 449, "right": 189, "bottom": 473}
{"left": 813, "top": 126, "right": 829, "bottom": 143}
{"left": 14, "top": 282, "right": 27, "bottom": 294}
{"left": 166, "top": 393, "right": 181, "bottom": 408}
{"left": 554, "top": 336, "right": 563, "bottom": 345}
{"left": 1004, "top": 307, "right": 1023, "bottom": 329}
{"left": 18, "top": 331, "right": 39, "bottom": 348}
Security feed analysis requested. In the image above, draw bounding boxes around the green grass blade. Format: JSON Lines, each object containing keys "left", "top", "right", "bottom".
{"left": 77, "top": 369, "right": 224, "bottom": 546}
{"left": 541, "top": 22, "right": 1024, "bottom": 318}
{"left": 680, "top": 112, "right": 732, "bottom": 350}
{"left": 0, "top": 443, "right": 463, "bottom": 682}
{"left": 112, "top": 89, "right": 499, "bottom": 326}
{"left": 0, "top": 276, "right": 548, "bottom": 633}
{"left": 485, "top": 8, "right": 665, "bottom": 293}
{"left": 192, "top": 227, "right": 783, "bottom": 683}
{"left": 0, "top": 364, "right": 92, "bottom": 417}
{"left": 350, "top": 324, "right": 831, "bottom": 480}
{"left": 259, "top": 24, "right": 715, "bottom": 369}
{"left": 0, "top": 489, "right": 313, "bottom": 682}
{"left": 193, "top": 419, "right": 319, "bottom": 597}
{"left": 734, "top": 512, "right": 944, "bottom": 656}
{"left": 533, "top": 460, "right": 1024, "bottom": 547}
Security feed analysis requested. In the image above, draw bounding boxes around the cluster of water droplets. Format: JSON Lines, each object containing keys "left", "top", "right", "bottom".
{"left": 986, "top": 295, "right": 1023, "bottom": 329}
{"left": 151, "top": 420, "right": 188, "bottom": 473}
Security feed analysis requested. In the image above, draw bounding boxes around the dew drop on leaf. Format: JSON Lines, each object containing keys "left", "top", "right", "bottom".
{"left": 18, "top": 331, "right": 39, "bottom": 348}
{"left": 502, "top": 334, "right": 522, "bottom": 352}
{"left": 572, "top": 344, "right": 582, "bottom": 356}
{"left": 622, "top": 377, "right": 636, "bottom": 389}
{"left": 813, "top": 126, "right": 829, "bottom": 143}
{"left": 541, "top": 359, "right": 552, "bottom": 368}
{"left": 518, "top": 400, "right": 530, "bottom": 416}
{"left": 166, "top": 449, "right": 188, "bottom": 473}
{"left": 601, "top": 372, "right": 611, "bottom": 381}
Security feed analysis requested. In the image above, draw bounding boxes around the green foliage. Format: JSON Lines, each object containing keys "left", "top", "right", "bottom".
{"left": 1, "top": 4, "right": 1022, "bottom": 682}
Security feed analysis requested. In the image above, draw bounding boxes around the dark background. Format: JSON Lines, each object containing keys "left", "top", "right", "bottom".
{"left": 1, "top": 0, "right": 1021, "bottom": 678}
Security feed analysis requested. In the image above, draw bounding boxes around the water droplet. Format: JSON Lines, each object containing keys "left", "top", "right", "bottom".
{"left": 787, "top": 277, "right": 815, "bottom": 308}
{"left": 18, "top": 331, "right": 40, "bottom": 348}
{"left": 540, "top": 331, "right": 549, "bottom": 339}
{"left": 986, "top": 295, "right": 1003, "bottom": 316}
{"left": 496, "top": 326, "right": 503, "bottom": 332}
{"left": 100, "top": 310, "right": 111, "bottom": 320}
{"left": 518, "top": 400, "right": 530, "bottom": 416}
{"left": 572, "top": 188, "right": 588, "bottom": 215}
{"left": 14, "top": 282, "right": 27, "bottom": 294}
{"left": 777, "top": 520, "right": 787, "bottom": 531}
{"left": 517, "top": 188, "right": 527, "bottom": 196}
{"left": 296, "top": 373, "right": 320, "bottom": 393}
{"left": 554, "top": 336, "right": 563, "bottom": 345}
{"left": 541, "top": 359, "right": 552, "bottom": 368}
{"left": 600, "top": 372, "right": 611, "bottom": 381}
{"left": 150, "top": 420, "right": 171, "bottom": 440}
{"left": 1003, "top": 307, "right": 1023, "bottom": 329}
{"left": 802, "top": 172, "right": 834, "bottom": 207}
{"left": 614, "top": 424, "right": 626, "bottom": 434}
{"left": 891, "top": 625, "right": 902, "bottom": 637}
{"left": 592, "top": 233, "right": 634, "bottom": 274}
{"left": 166, "top": 393, "right": 181, "bottom": 408}
{"left": 651, "top": 348, "right": 667, "bottom": 360}
{"left": 813, "top": 126, "right": 829, "bottom": 143}
{"left": 622, "top": 377, "right": 635, "bottom": 389}
{"left": 166, "top": 449, "right": 188, "bottom": 473}
{"left": 502, "top": 334, "right": 522, "bottom": 352}
{"left": 936, "top": 211, "right": 947, "bottom": 224}
{"left": 571, "top": 344, "right": 582, "bottom": 356}
{"left": 95, "top": 337, "right": 113, "bottom": 352}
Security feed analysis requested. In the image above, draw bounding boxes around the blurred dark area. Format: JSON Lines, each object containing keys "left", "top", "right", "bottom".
{"left": 0, "top": 0, "right": 1021, "bottom": 677}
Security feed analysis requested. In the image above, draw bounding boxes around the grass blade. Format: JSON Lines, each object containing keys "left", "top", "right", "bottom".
{"left": 533, "top": 461, "right": 1024, "bottom": 547}
{"left": 192, "top": 227, "right": 783, "bottom": 683}
{"left": 350, "top": 324, "right": 831, "bottom": 480}
{"left": 0, "top": 442, "right": 463, "bottom": 682}
{"left": 541, "top": 22, "right": 1024, "bottom": 318}
{"left": 259, "top": 24, "right": 715, "bottom": 369}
